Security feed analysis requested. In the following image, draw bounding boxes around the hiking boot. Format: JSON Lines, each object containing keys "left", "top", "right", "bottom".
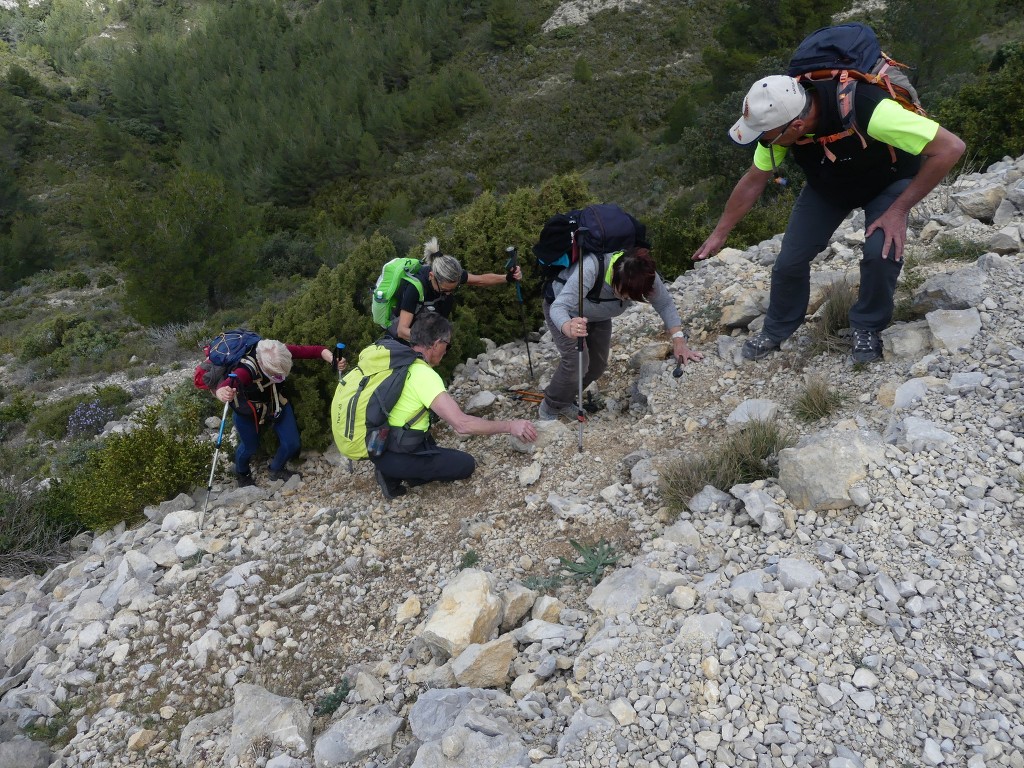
{"left": 851, "top": 328, "right": 883, "bottom": 363}
{"left": 235, "top": 472, "right": 255, "bottom": 488}
{"left": 741, "top": 332, "right": 782, "bottom": 361}
{"left": 268, "top": 466, "right": 298, "bottom": 482}
{"left": 538, "top": 399, "right": 579, "bottom": 421}
{"left": 374, "top": 467, "right": 406, "bottom": 500}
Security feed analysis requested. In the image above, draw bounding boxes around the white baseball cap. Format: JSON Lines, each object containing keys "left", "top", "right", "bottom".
{"left": 729, "top": 75, "right": 807, "bottom": 145}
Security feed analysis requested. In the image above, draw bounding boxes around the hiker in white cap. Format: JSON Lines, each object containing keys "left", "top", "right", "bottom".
{"left": 693, "top": 71, "right": 964, "bottom": 363}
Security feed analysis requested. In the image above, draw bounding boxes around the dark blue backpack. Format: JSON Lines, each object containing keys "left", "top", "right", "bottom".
{"left": 787, "top": 23, "right": 881, "bottom": 74}
{"left": 194, "top": 329, "right": 262, "bottom": 391}
{"left": 532, "top": 204, "right": 647, "bottom": 302}
{"left": 786, "top": 23, "right": 925, "bottom": 161}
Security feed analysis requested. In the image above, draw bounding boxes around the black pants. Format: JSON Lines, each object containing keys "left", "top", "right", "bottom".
{"left": 371, "top": 441, "right": 475, "bottom": 488}
{"left": 763, "top": 178, "right": 910, "bottom": 342}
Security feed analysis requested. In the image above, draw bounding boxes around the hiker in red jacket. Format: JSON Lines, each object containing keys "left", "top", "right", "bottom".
{"left": 215, "top": 340, "right": 343, "bottom": 486}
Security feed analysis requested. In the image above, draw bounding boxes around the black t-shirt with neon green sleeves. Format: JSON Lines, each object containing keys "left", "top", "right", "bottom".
{"left": 753, "top": 80, "right": 941, "bottom": 208}
{"left": 393, "top": 265, "right": 470, "bottom": 320}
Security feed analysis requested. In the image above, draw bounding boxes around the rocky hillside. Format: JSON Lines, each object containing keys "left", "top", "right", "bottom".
{"left": 1, "top": 154, "right": 1023, "bottom": 768}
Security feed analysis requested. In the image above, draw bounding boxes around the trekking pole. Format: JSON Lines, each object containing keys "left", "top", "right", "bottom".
{"left": 504, "top": 246, "right": 535, "bottom": 380}
{"left": 333, "top": 342, "right": 346, "bottom": 381}
{"left": 200, "top": 373, "right": 236, "bottom": 531}
{"left": 571, "top": 226, "right": 587, "bottom": 453}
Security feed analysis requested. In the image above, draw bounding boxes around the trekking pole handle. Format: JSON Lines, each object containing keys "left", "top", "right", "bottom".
{"left": 504, "top": 246, "right": 523, "bottom": 300}
{"left": 214, "top": 373, "right": 237, "bottom": 448}
{"left": 333, "top": 343, "right": 346, "bottom": 380}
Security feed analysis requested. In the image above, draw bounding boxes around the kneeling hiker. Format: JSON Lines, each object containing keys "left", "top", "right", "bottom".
{"left": 333, "top": 312, "right": 537, "bottom": 499}
{"left": 215, "top": 339, "right": 341, "bottom": 486}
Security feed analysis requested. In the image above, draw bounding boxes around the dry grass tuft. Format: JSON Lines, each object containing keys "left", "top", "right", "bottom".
{"left": 660, "top": 419, "right": 795, "bottom": 515}
{"left": 793, "top": 376, "right": 848, "bottom": 422}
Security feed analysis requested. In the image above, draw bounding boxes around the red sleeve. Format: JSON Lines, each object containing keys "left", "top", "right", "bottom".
{"left": 286, "top": 344, "right": 328, "bottom": 360}
{"left": 217, "top": 365, "right": 255, "bottom": 390}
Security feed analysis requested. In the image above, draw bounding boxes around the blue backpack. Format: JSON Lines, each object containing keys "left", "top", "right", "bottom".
{"left": 532, "top": 204, "right": 647, "bottom": 302}
{"left": 786, "top": 23, "right": 925, "bottom": 161}
{"left": 194, "top": 329, "right": 262, "bottom": 391}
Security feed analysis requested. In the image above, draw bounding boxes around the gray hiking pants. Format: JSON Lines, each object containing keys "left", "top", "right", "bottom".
{"left": 542, "top": 300, "right": 613, "bottom": 410}
{"left": 763, "top": 178, "right": 910, "bottom": 342}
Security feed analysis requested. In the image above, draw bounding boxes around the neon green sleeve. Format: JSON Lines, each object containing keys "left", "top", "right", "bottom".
{"left": 753, "top": 142, "right": 788, "bottom": 172}
{"left": 866, "top": 99, "right": 940, "bottom": 156}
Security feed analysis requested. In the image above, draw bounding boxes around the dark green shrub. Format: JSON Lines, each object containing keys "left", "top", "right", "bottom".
{"left": 933, "top": 43, "right": 1024, "bottom": 168}
{"left": 0, "top": 391, "right": 36, "bottom": 440}
{"left": 95, "top": 270, "right": 118, "bottom": 289}
{"left": 18, "top": 315, "right": 70, "bottom": 363}
{"left": 160, "top": 382, "right": 215, "bottom": 435}
{"left": 45, "top": 406, "right": 210, "bottom": 531}
{"left": 49, "top": 271, "right": 91, "bottom": 290}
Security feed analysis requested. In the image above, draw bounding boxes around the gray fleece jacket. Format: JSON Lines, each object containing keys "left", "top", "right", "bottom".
{"left": 548, "top": 253, "right": 682, "bottom": 331}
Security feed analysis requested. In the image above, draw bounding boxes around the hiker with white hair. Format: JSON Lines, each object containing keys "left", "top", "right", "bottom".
{"left": 386, "top": 237, "right": 523, "bottom": 342}
{"left": 214, "top": 339, "right": 343, "bottom": 486}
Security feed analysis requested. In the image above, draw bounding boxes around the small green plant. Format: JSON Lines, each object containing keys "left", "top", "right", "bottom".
{"left": 793, "top": 376, "right": 847, "bottom": 422}
{"left": 522, "top": 573, "right": 564, "bottom": 594}
{"left": 314, "top": 679, "right": 352, "bottom": 717}
{"left": 809, "top": 279, "right": 856, "bottom": 354}
{"left": 458, "top": 549, "right": 479, "bottom": 570}
{"left": 661, "top": 419, "right": 795, "bottom": 513}
{"left": 559, "top": 539, "right": 620, "bottom": 585}
{"left": 931, "top": 234, "right": 986, "bottom": 262}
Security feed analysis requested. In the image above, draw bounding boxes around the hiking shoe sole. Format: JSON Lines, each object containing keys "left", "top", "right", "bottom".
{"left": 851, "top": 348, "right": 883, "bottom": 363}
{"left": 375, "top": 467, "right": 406, "bottom": 500}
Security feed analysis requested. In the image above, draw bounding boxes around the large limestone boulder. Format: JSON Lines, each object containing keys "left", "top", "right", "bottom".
{"left": 586, "top": 566, "right": 660, "bottom": 615}
{"left": 420, "top": 569, "right": 503, "bottom": 659}
{"left": 951, "top": 182, "right": 1005, "bottom": 220}
{"left": 911, "top": 265, "right": 987, "bottom": 312}
{"left": 881, "top": 320, "right": 933, "bottom": 361}
{"left": 926, "top": 308, "right": 982, "bottom": 351}
{"left": 451, "top": 634, "right": 517, "bottom": 688}
{"left": 778, "top": 428, "right": 886, "bottom": 510}
{"left": 313, "top": 704, "right": 403, "bottom": 767}
{"left": 227, "top": 684, "right": 312, "bottom": 761}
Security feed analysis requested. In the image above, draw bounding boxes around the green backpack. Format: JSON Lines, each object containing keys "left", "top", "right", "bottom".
{"left": 331, "top": 337, "right": 423, "bottom": 460}
{"left": 370, "top": 257, "right": 424, "bottom": 328}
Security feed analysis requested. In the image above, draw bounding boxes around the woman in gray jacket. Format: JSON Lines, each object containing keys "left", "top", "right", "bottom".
{"left": 540, "top": 247, "right": 703, "bottom": 420}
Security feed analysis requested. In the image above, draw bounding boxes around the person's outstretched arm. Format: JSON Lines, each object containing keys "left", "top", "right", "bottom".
{"left": 466, "top": 265, "right": 522, "bottom": 287}
{"left": 430, "top": 392, "right": 537, "bottom": 441}
{"left": 693, "top": 165, "right": 773, "bottom": 261}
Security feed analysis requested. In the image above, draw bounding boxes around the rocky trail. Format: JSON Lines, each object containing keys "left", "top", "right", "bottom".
{"left": 1, "top": 155, "right": 1024, "bottom": 768}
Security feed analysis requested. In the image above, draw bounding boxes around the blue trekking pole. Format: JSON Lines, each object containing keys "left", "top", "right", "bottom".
{"left": 200, "top": 373, "right": 236, "bottom": 530}
{"left": 504, "top": 246, "right": 534, "bottom": 381}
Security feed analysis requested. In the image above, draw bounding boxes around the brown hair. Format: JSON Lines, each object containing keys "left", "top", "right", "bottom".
{"left": 611, "top": 247, "right": 656, "bottom": 302}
